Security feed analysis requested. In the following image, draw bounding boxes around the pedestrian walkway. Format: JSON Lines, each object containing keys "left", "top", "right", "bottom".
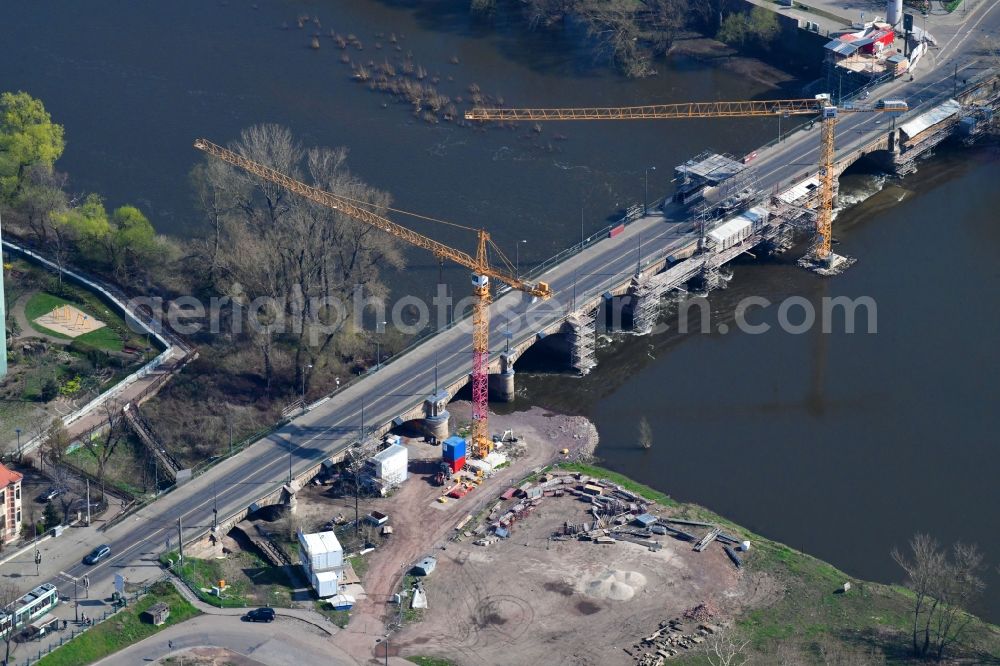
{"left": 165, "top": 576, "right": 338, "bottom": 636}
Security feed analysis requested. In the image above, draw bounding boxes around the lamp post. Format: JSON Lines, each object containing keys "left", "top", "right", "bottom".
{"left": 644, "top": 166, "right": 656, "bottom": 215}
{"left": 14, "top": 428, "right": 21, "bottom": 458}
{"left": 375, "top": 321, "right": 387, "bottom": 369}
{"left": 515, "top": 239, "right": 526, "bottom": 279}
{"left": 300, "top": 364, "right": 312, "bottom": 403}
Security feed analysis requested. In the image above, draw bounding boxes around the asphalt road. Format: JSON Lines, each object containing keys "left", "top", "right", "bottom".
{"left": 9, "top": 0, "right": 999, "bottom": 645}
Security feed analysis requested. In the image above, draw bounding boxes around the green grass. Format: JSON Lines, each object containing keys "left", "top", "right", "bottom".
{"left": 407, "top": 658, "right": 457, "bottom": 666}
{"left": 556, "top": 461, "right": 679, "bottom": 508}
{"left": 23, "top": 290, "right": 154, "bottom": 353}
{"left": 159, "top": 552, "right": 251, "bottom": 608}
{"left": 65, "top": 436, "right": 148, "bottom": 497}
{"left": 348, "top": 554, "right": 369, "bottom": 580}
{"left": 398, "top": 575, "right": 425, "bottom": 624}
{"left": 945, "top": 0, "right": 964, "bottom": 11}
{"left": 556, "top": 463, "right": 1000, "bottom": 662}
{"left": 313, "top": 601, "right": 351, "bottom": 628}
{"left": 37, "top": 581, "right": 199, "bottom": 666}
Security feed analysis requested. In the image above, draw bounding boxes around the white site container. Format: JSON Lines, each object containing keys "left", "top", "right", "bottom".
{"left": 312, "top": 570, "right": 340, "bottom": 598}
{"left": 299, "top": 530, "right": 344, "bottom": 574}
{"left": 707, "top": 215, "right": 753, "bottom": 251}
{"left": 370, "top": 444, "right": 408, "bottom": 487}
{"left": 744, "top": 206, "right": 769, "bottom": 229}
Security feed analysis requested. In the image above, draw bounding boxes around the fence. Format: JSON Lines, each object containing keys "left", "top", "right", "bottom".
{"left": 16, "top": 575, "right": 170, "bottom": 666}
{"left": 1, "top": 238, "right": 190, "bottom": 454}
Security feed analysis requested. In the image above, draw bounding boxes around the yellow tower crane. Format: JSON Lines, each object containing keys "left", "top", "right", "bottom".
{"left": 466, "top": 96, "right": 907, "bottom": 265}
{"left": 193, "top": 138, "right": 552, "bottom": 459}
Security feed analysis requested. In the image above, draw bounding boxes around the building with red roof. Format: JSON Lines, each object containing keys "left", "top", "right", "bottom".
{"left": 0, "top": 463, "right": 23, "bottom": 544}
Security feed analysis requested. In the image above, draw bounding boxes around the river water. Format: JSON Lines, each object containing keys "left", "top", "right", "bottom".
{"left": 3, "top": 1, "right": 997, "bottom": 619}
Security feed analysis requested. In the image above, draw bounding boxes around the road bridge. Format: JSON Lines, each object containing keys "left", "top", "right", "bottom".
{"left": 7, "top": 2, "right": 999, "bottom": 653}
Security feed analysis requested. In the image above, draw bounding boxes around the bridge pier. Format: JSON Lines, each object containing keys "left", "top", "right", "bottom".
{"left": 629, "top": 273, "right": 662, "bottom": 335}
{"left": 488, "top": 353, "right": 516, "bottom": 402}
{"left": 423, "top": 390, "right": 451, "bottom": 442}
{"left": 603, "top": 292, "right": 629, "bottom": 332}
{"left": 565, "top": 309, "right": 597, "bottom": 375}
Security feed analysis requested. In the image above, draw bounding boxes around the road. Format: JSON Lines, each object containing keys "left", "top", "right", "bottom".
{"left": 96, "top": 615, "right": 362, "bottom": 666}
{"left": 3, "top": 1, "right": 998, "bottom": 662}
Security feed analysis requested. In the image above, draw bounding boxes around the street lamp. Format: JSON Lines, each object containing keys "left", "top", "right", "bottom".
{"left": 644, "top": 166, "right": 657, "bottom": 215}
{"left": 15, "top": 428, "right": 21, "bottom": 457}
{"left": 375, "top": 321, "right": 387, "bottom": 369}
{"left": 300, "top": 363, "right": 312, "bottom": 403}
{"left": 515, "top": 239, "right": 527, "bottom": 279}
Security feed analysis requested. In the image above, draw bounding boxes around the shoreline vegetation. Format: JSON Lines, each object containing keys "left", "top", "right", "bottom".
{"left": 553, "top": 461, "right": 1000, "bottom": 663}
{"left": 2, "top": 9, "right": 998, "bottom": 662}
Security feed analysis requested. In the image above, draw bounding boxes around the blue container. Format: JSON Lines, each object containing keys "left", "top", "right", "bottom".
{"left": 443, "top": 436, "right": 467, "bottom": 462}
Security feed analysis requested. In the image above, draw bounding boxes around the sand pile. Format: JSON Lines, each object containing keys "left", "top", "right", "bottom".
{"left": 581, "top": 570, "right": 647, "bottom": 601}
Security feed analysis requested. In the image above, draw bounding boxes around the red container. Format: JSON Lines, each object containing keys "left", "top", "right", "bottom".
{"left": 609, "top": 223, "right": 625, "bottom": 239}
{"left": 448, "top": 456, "right": 465, "bottom": 473}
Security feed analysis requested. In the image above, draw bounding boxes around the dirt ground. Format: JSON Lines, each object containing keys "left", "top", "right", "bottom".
{"left": 390, "top": 486, "right": 751, "bottom": 666}
{"left": 34, "top": 303, "right": 106, "bottom": 338}
{"left": 328, "top": 402, "right": 599, "bottom": 663}
{"left": 163, "top": 647, "right": 266, "bottom": 666}
{"left": 668, "top": 37, "right": 796, "bottom": 89}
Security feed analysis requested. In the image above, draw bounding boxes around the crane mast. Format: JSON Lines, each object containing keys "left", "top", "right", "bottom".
{"left": 467, "top": 96, "right": 906, "bottom": 263}
{"left": 193, "top": 138, "right": 551, "bottom": 459}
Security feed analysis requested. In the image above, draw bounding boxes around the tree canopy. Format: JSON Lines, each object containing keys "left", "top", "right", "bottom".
{"left": 0, "top": 91, "right": 65, "bottom": 199}
{"left": 717, "top": 8, "right": 780, "bottom": 49}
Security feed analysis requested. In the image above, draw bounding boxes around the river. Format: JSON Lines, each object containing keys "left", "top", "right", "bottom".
{"left": 2, "top": 1, "right": 997, "bottom": 620}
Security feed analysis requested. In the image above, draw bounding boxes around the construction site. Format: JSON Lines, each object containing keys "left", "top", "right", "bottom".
{"left": 4, "top": 0, "right": 1000, "bottom": 658}
{"left": 387, "top": 465, "right": 769, "bottom": 666}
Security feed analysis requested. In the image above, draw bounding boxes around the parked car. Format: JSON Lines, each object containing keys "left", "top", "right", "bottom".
{"left": 244, "top": 607, "right": 275, "bottom": 623}
{"left": 83, "top": 544, "right": 111, "bottom": 565}
{"left": 36, "top": 487, "right": 64, "bottom": 503}
{"left": 71, "top": 498, "right": 102, "bottom": 512}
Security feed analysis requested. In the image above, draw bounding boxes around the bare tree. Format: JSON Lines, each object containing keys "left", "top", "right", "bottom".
{"left": 193, "top": 124, "right": 403, "bottom": 394}
{"left": 0, "top": 581, "right": 20, "bottom": 665}
{"left": 579, "top": 0, "right": 655, "bottom": 78}
{"left": 85, "top": 400, "right": 127, "bottom": 496}
{"left": 704, "top": 626, "right": 751, "bottom": 666}
{"left": 40, "top": 418, "right": 69, "bottom": 467}
{"left": 815, "top": 636, "right": 885, "bottom": 665}
{"left": 638, "top": 416, "right": 653, "bottom": 449}
{"left": 521, "top": 0, "right": 579, "bottom": 29}
{"left": 892, "top": 533, "right": 986, "bottom": 661}
{"left": 12, "top": 165, "right": 67, "bottom": 244}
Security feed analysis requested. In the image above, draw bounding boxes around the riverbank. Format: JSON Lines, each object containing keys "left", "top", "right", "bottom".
{"left": 393, "top": 438, "right": 1000, "bottom": 665}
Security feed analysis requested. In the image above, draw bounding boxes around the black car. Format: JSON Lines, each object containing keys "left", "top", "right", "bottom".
{"left": 83, "top": 544, "right": 111, "bottom": 565}
{"left": 244, "top": 607, "right": 275, "bottom": 623}
{"left": 36, "top": 487, "right": 64, "bottom": 503}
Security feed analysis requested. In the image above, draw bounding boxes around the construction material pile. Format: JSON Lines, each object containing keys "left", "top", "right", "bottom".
{"left": 625, "top": 604, "right": 725, "bottom": 665}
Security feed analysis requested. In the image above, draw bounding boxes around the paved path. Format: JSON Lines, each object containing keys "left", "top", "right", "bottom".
{"left": 11, "top": 292, "right": 68, "bottom": 345}
{"left": 95, "top": 614, "right": 358, "bottom": 666}
{"left": 92, "top": 578, "right": 416, "bottom": 666}
{"left": 5, "top": 2, "right": 997, "bottom": 663}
